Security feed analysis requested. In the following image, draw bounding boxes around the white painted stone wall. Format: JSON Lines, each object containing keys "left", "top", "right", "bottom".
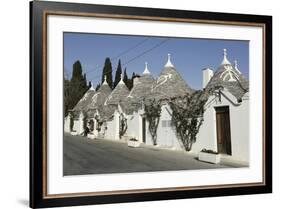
{"left": 193, "top": 90, "right": 249, "bottom": 164}
{"left": 67, "top": 91, "right": 249, "bottom": 164}
{"left": 228, "top": 93, "right": 249, "bottom": 163}
{"left": 64, "top": 115, "right": 70, "bottom": 133}
{"left": 103, "top": 111, "right": 120, "bottom": 140}
{"left": 146, "top": 104, "right": 184, "bottom": 150}
{"left": 71, "top": 113, "right": 85, "bottom": 135}
{"left": 72, "top": 119, "right": 80, "bottom": 134}
{"left": 126, "top": 110, "right": 144, "bottom": 142}
{"left": 126, "top": 112, "right": 139, "bottom": 140}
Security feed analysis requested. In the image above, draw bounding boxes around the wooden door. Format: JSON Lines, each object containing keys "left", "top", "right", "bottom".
{"left": 142, "top": 117, "right": 146, "bottom": 143}
{"left": 216, "top": 107, "right": 232, "bottom": 155}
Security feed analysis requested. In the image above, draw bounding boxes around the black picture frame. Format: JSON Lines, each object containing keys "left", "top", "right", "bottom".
{"left": 30, "top": 0, "right": 272, "bottom": 208}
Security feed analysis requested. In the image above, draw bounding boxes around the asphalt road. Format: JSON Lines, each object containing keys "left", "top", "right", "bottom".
{"left": 64, "top": 133, "right": 228, "bottom": 176}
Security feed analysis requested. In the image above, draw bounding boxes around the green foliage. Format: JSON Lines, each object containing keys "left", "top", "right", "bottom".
{"left": 201, "top": 149, "right": 219, "bottom": 155}
{"left": 119, "top": 113, "right": 128, "bottom": 139}
{"left": 69, "top": 112, "right": 74, "bottom": 132}
{"left": 64, "top": 78, "right": 71, "bottom": 116}
{"left": 88, "top": 81, "right": 92, "bottom": 89}
{"left": 169, "top": 91, "right": 207, "bottom": 151}
{"left": 126, "top": 78, "right": 133, "bottom": 90}
{"left": 94, "top": 115, "right": 103, "bottom": 132}
{"left": 113, "top": 59, "right": 122, "bottom": 88}
{"left": 95, "top": 83, "right": 101, "bottom": 91}
{"left": 123, "top": 68, "right": 129, "bottom": 88}
{"left": 71, "top": 61, "right": 83, "bottom": 79}
{"left": 125, "top": 72, "right": 138, "bottom": 90}
{"left": 144, "top": 99, "right": 162, "bottom": 145}
{"left": 101, "top": 57, "right": 113, "bottom": 89}
{"left": 64, "top": 60, "right": 89, "bottom": 116}
{"left": 82, "top": 112, "right": 88, "bottom": 130}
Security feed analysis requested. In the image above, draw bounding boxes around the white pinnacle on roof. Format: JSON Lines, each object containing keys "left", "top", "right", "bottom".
{"left": 220, "top": 49, "right": 231, "bottom": 65}
{"left": 118, "top": 73, "right": 125, "bottom": 85}
{"left": 143, "top": 62, "right": 151, "bottom": 75}
{"left": 164, "top": 53, "right": 174, "bottom": 68}
{"left": 90, "top": 81, "right": 95, "bottom": 90}
{"left": 234, "top": 60, "right": 242, "bottom": 74}
{"left": 102, "top": 75, "right": 108, "bottom": 85}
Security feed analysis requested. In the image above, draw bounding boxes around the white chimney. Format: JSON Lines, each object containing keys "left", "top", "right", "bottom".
{"left": 202, "top": 68, "right": 214, "bottom": 89}
{"left": 133, "top": 76, "right": 140, "bottom": 86}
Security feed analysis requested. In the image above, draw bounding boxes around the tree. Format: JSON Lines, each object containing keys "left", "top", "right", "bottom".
{"left": 119, "top": 113, "right": 128, "bottom": 139}
{"left": 71, "top": 61, "right": 83, "bottom": 81}
{"left": 144, "top": 99, "right": 162, "bottom": 145}
{"left": 123, "top": 68, "right": 129, "bottom": 88}
{"left": 82, "top": 73, "right": 87, "bottom": 88}
{"left": 126, "top": 72, "right": 136, "bottom": 90}
{"left": 64, "top": 60, "right": 89, "bottom": 116}
{"left": 63, "top": 78, "right": 71, "bottom": 116}
{"left": 101, "top": 57, "right": 113, "bottom": 88}
{"left": 113, "top": 59, "right": 122, "bottom": 88}
{"left": 88, "top": 81, "right": 92, "bottom": 89}
{"left": 95, "top": 83, "right": 101, "bottom": 91}
{"left": 169, "top": 91, "right": 207, "bottom": 151}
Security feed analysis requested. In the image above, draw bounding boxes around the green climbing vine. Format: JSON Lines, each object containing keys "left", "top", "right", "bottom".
{"left": 144, "top": 99, "right": 162, "bottom": 145}
{"left": 169, "top": 91, "right": 207, "bottom": 151}
{"left": 119, "top": 113, "right": 128, "bottom": 139}
{"left": 94, "top": 115, "right": 103, "bottom": 132}
{"left": 82, "top": 111, "right": 88, "bottom": 131}
{"left": 69, "top": 112, "right": 74, "bottom": 131}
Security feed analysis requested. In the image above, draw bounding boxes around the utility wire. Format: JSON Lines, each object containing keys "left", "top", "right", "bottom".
{"left": 84, "top": 37, "right": 150, "bottom": 74}
{"left": 88, "top": 38, "right": 170, "bottom": 82}
{"left": 121, "top": 38, "right": 170, "bottom": 67}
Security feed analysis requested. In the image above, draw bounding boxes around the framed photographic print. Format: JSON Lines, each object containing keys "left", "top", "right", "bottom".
{"left": 30, "top": 0, "right": 272, "bottom": 208}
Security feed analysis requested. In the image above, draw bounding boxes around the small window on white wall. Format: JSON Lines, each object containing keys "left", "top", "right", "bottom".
{"left": 162, "top": 120, "right": 171, "bottom": 127}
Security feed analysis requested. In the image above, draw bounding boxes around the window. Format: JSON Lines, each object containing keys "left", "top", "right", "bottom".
{"left": 162, "top": 120, "right": 171, "bottom": 127}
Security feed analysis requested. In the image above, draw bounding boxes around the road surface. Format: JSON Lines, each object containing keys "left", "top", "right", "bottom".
{"left": 64, "top": 133, "right": 233, "bottom": 176}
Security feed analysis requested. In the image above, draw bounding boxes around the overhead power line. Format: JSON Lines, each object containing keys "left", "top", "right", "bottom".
{"left": 84, "top": 37, "right": 150, "bottom": 74}
{"left": 121, "top": 38, "right": 170, "bottom": 67}
{"left": 88, "top": 38, "right": 170, "bottom": 82}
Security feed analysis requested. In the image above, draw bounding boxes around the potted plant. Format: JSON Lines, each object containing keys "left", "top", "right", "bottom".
{"left": 127, "top": 138, "right": 140, "bottom": 148}
{"left": 198, "top": 149, "right": 221, "bottom": 164}
{"left": 70, "top": 130, "right": 77, "bottom": 136}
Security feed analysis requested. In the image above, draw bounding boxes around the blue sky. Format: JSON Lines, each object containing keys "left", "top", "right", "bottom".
{"left": 64, "top": 32, "right": 249, "bottom": 89}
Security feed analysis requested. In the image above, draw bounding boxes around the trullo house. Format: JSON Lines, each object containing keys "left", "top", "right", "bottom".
{"left": 64, "top": 49, "right": 249, "bottom": 165}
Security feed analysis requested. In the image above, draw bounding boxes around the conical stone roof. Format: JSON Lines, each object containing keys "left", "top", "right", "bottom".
{"left": 72, "top": 87, "right": 96, "bottom": 112}
{"left": 205, "top": 49, "right": 249, "bottom": 100}
{"left": 86, "top": 81, "right": 112, "bottom": 111}
{"left": 149, "top": 54, "right": 193, "bottom": 101}
{"left": 121, "top": 63, "right": 155, "bottom": 114}
{"left": 104, "top": 78, "right": 130, "bottom": 106}
{"left": 127, "top": 63, "right": 155, "bottom": 103}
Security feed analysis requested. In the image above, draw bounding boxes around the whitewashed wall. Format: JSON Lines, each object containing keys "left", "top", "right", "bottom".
{"left": 103, "top": 111, "right": 120, "bottom": 140}
{"left": 229, "top": 93, "right": 249, "bottom": 163}
{"left": 126, "top": 110, "right": 144, "bottom": 141}
{"left": 126, "top": 112, "right": 139, "bottom": 140}
{"left": 193, "top": 90, "right": 249, "bottom": 164}
{"left": 146, "top": 104, "right": 184, "bottom": 150}
{"left": 72, "top": 120, "right": 79, "bottom": 133}
{"left": 64, "top": 115, "right": 70, "bottom": 133}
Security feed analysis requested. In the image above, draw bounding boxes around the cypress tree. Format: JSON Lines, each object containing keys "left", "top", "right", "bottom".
{"left": 95, "top": 83, "right": 101, "bottom": 91}
{"left": 63, "top": 78, "right": 70, "bottom": 116}
{"left": 123, "top": 68, "right": 129, "bottom": 88}
{"left": 88, "top": 81, "right": 92, "bottom": 89}
{"left": 126, "top": 72, "right": 136, "bottom": 90}
{"left": 65, "top": 60, "right": 89, "bottom": 114}
{"left": 101, "top": 57, "right": 113, "bottom": 88}
{"left": 71, "top": 61, "right": 83, "bottom": 82}
{"left": 113, "top": 59, "right": 122, "bottom": 88}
